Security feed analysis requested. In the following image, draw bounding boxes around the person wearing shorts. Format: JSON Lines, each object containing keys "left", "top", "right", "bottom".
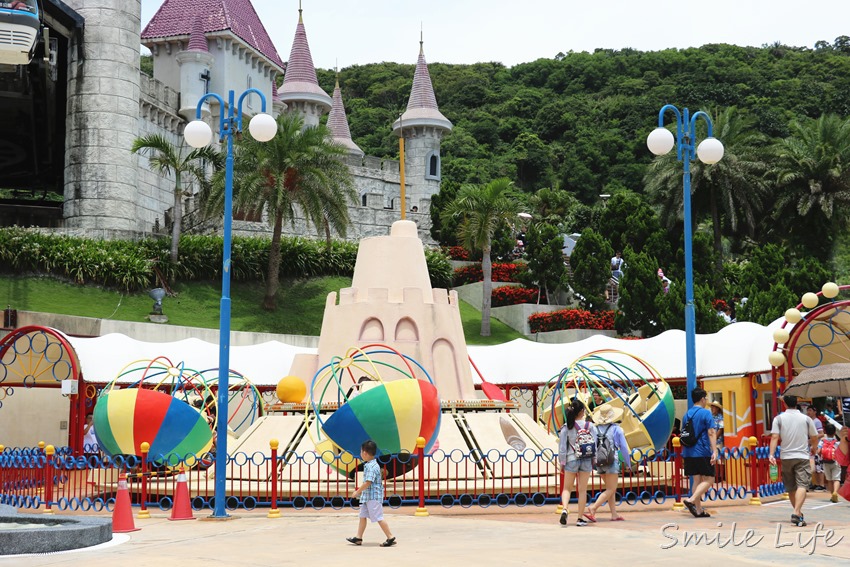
{"left": 681, "top": 388, "right": 717, "bottom": 518}
{"left": 769, "top": 395, "right": 818, "bottom": 527}
{"left": 346, "top": 440, "right": 396, "bottom": 547}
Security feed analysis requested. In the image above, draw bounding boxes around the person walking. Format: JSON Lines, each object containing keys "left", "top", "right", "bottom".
{"left": 558, "top": 398, "right": 597, "bottom": 527}
{"left": 769, "top": 395, "right": 819, "bottom": 527}
{"left": 586, "top": 404, "right": 631, "bottom": 522}
{"left": 681, "top": 388, "right": 717, "bottom": 518}
{"left": 347, "top": 440, "right": 396, "bottom": 547}
{"left": 611, "top": 251, "right": 625, "bottom": 280}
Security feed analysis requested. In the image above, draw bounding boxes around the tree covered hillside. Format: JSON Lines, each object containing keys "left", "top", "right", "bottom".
{"left": 318, "top": 38, "right": 850, "bottom": 202}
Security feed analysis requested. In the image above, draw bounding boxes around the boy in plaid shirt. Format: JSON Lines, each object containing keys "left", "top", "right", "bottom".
{"left": 346, "top": 440, "right": 396, "bottom": 547}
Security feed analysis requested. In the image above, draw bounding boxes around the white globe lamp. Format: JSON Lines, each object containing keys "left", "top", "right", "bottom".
{"left": 696, "top": 137, "right": 724, "bottom": 164}
{"left": 646, "top": 127, "right": 675, "bottom": 156}
{"left": 184, "top": 120, "right": 213, "bottom": 148}
{"left": 248, "top": 113, "right": 277, "bottom": 142}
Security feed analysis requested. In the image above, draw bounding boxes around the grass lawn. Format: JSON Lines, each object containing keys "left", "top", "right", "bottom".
{"left": 0, "top": 275, "right": 523, "bottom": 345}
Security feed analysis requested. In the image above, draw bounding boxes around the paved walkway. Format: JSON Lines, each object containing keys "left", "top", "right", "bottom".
{"left": 2, "top": 493, "right": 849, "bottom": 566}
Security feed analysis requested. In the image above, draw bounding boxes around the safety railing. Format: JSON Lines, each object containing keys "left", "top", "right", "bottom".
{"left": 0, "top": 438, "right": 784, "bottom": 514}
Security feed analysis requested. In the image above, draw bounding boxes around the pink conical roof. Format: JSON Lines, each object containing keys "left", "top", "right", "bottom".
{"left": 328, "top": 77, "right": 363, "bottom": 156}
{"left": 186, "top": 16, "right": 209, "bottom": 52}
{"left": 142, "top": 0, "right": 284, "bottom": 69}
{"left": 279, "top": 9, "right": 331, "bottom": 107}
{"left": 393, "top": 40, "right": 451, "bottom": 133}
{"left": 407, "top": 41, "right": 439, "bottom": 111}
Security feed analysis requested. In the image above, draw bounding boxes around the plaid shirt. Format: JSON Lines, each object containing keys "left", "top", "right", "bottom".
{"left": 359, "top": 459, "right": 384, "bottom": 503}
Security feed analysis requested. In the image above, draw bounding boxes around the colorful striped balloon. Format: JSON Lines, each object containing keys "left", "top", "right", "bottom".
{"left": 322, "top": 379, "right": 440, "bottom": 458}
{"left": 93, "top": 388, "right": 213, "bottom": 459}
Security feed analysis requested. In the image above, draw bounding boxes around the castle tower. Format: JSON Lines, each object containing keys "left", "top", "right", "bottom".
{"left": 289, "top": 220, "right": 476, "bottom": 401}
{"left": 278, "top": 6, "right": 332, "bottom": 128}
{"left": 175, "top": 17, "right": 214, "bottom": 122}
{"left": 328, "top": 75, "right": 363, "bottom": 158}
{"left": 392, "top": 37, "right": 452, "bottom": 213}
{"left": 271, "top": 82, "right": 286, "bottom": 118}
{"left": 63, "top": 0, "right": 142, "bottom": 231}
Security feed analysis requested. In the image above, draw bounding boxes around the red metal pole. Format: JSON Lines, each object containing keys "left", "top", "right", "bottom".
{"left": 43, "top": 445, "right": 54, "bottom": 514}
{"left": 672, "top": 436, "right": 684, "bottom": 510}
{"left": 415, "top": 437, "right": 428, "bottom": 516}
{"left": 138, "top": 442, "right": 150, "bottom": 519}
{"left": 268, "top": 439, "right": 281, "bottom": 518}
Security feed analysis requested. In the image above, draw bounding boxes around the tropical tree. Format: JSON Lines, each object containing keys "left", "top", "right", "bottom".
{"left": 644, "top": 107, "right": 769, "bottom": 272}
{"left": 771, "top": 114, "right": 850, "bottom": 260}
{"left": 207, "top": 113, "right": 356, "bottom": 310}
{"left": 442, "top": 178, "right": 522, "bottom": 336}
{"left": 131, "top": 135, "right": 221, "bottom": 262}
{"left": 570, "top": 228, "right": 613, "bottom": 310}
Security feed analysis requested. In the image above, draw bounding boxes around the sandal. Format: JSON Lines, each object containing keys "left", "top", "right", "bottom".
{"left": 683, "top": 500, "right": 699, "bottom": 518}
{"left": 380, "top": 537, "right": 397, "bottom": 547}
{"left": 583, "top": 508, "right": 597, "bottom": 523}
{"left": 611, "top": 515, "right": 625, "bottom": 521}
{"left": 346, "top": 537, "right": 362, "bottom": 546}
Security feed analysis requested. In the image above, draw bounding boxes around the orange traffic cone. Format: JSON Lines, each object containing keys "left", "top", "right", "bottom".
{"left": 169, "top": 467, "right": 195, "bottom": 521}
{"left": 112, "top": 473, "right": 139, "bottom": 533}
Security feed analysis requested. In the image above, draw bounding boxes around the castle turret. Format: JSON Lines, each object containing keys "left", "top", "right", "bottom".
{"left": 271, "top": 82, "right": 286, "bottom": 118}
{"left": 392, "top": 37, "right": 452, "bottom": 213}
{"left": 63, "top": 0, "right": 141, "bottom": 231}
{"left": 279, "top": 7, "right": 332, "bottom": 128}
{"left": 175, "top": 17, "right": 214, "bottom": 122}
{"left": 328, "top": 76, "right": 363, "bottom": 158}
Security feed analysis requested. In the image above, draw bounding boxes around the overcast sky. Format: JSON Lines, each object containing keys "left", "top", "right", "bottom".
{"left": 141, "top": 1, "right": 850, "bottom": 68}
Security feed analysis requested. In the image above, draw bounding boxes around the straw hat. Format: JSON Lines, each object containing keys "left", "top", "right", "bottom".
{"left": 593, "top": 404, "right": 624, "bottom": 425}
{"left": 710, "top": 401, "right": 723, "bottom": 411}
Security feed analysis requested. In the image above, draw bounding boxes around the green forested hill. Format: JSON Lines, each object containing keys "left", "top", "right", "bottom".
{"left": 318, "top": 39, "right": 850, "bottom": 202}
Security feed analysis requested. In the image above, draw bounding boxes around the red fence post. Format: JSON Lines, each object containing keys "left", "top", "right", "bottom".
{"left": 43, "top": 445, "right": 55, "bottom": 514}
{"left": 415, "top": 436, "right": 428, "bottom": 517}
{"left": 138, "top": 442, "right": 151, "bottom": 519}
{"left": 671, "top": 436, "right": 684, "bottom": 511}
{"left": 748, "top": 436, "right": 762, "bottom": 505}
{"left": 268, "top": 439, "right": 281, "bottom": 518}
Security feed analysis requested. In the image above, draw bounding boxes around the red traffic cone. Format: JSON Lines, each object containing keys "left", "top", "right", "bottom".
{"left": 112, "top": 473, "right": 139, "bottom": 533}
{"left": 169, "top": 467, "right": 195, "bottom": 521}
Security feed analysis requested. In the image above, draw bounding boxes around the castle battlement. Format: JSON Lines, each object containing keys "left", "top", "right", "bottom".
{"left": 330, "top": 287, "right": 457, "bottom": 307}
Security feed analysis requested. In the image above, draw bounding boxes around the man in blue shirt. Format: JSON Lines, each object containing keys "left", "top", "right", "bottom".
{"left": 681, "top": 388, "right": 717, "bottom": 518}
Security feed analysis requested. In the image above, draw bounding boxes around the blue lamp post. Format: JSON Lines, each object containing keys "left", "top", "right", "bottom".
{"left": 646, "top": 106, "right": 724, "bottom": 408}
{"left": 184, "top": 89, "right": 276, "bottom": 518}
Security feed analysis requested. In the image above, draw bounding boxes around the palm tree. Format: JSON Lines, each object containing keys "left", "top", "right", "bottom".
{"left": 442, "top": 178, "right": 522, "bottom": 336}
{"left": 206, "top": 113, "right": 356, "bottom": 310}
{"left": 131, "top": 135, "right": 221, "bottom": 262}
{"left": 773, "top": 113, "right": 850, "bottom": 234}
{"left": 644, "top": 107, "right": 769, "bottom": 273}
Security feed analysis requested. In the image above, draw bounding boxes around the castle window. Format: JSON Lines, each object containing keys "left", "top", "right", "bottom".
{"left": 394, "top": 318, "right": 419, "bottom": 341}
{"left": 247, "top": 75, "right": 253, "bottom": 109}
{"left": 361, "top": 194, "right": 367, "bottom": 206}
{"left": 425, "top": 151, "right": 441, "bottom": 180}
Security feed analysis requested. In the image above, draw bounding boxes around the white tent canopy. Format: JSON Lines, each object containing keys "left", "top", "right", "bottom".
{"left": 60, "top": 318, "right": 785, "bottom": 389}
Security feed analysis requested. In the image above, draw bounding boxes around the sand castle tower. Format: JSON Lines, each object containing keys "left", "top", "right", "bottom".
{"left": 289, "top": 220, "right": 475, "bottom": 400}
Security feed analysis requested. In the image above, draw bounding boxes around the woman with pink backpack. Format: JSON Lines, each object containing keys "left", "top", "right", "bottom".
{"left": 557, "top": 398, "right": 597, "bottom": 527}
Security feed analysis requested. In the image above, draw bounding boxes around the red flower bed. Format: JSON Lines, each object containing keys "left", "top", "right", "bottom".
{"left": 443, "top": 246, "right": 471, "bottom": 261}
{"left": 491, "top": 285, "right": 540, "bottom": 307}
{"left": 453, "top": 263, "right": 524, "bottom": 286}
{"left": 528, "top": 309, "right": 616, "bottom": 333}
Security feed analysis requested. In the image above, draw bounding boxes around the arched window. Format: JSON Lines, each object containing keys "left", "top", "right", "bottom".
{"left": 361, "top": 193, "right": 368, "bottom": 206}
{"left": 425, "top": 151, "right": 441, "bottom": 180}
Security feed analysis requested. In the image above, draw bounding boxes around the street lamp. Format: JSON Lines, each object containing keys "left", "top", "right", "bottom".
{"left": 646, "top": 106, "right": 724, "bottom": 408}
{"left": 185, "top": 89, "right": 276, "bottom": 518}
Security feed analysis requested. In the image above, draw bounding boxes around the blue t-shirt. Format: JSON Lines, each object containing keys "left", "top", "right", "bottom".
{"left": 682, "top": 406, "right": 715, "bottom": 458}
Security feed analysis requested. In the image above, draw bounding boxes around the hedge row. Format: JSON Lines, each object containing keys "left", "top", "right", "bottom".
{"left": 453, "top": 263, "right": 525, "bottom": 286}
{"left": 528, "top": 309, "right": 616, "bottom": 333}
{"left": 0, "top": 227, "right": 453, "bottom": 291}
{"left": 491, "top": 285, "right": 540, "bottom": 307}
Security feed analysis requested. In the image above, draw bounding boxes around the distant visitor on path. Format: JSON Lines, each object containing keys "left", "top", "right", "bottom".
{"left": 611, "top": 251, "right": 624, "bottom": 280}
{"left": 769, "top": 395, "right": 818, "bottom": 527}
{"left": 680, "top": 388, "right": 717, "bottom": 519}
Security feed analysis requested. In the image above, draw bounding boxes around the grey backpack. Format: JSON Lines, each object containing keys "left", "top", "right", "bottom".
{"left": 596, "top": 424, "right": 615, "bottom": 467}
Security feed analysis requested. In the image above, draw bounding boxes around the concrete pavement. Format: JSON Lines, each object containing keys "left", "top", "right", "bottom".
{"left": 1, "top": 492, "right": 848, "bottom": 566}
